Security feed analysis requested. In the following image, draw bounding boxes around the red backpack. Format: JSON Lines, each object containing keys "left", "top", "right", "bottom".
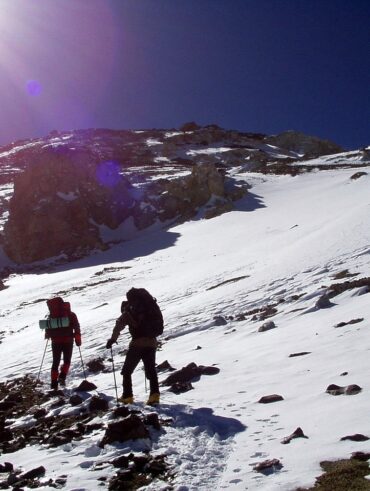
{"left": 47, "top": 297, "right": 71, "bottom": 318}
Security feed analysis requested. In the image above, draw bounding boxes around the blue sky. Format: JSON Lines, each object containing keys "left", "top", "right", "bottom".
{"left": 0, "top": 0, "right": 369, "bottom": 149}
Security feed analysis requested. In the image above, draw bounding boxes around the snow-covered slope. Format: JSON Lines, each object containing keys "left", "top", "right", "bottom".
{"left": 0, "top": 163, "right": 369, "bottom": 490}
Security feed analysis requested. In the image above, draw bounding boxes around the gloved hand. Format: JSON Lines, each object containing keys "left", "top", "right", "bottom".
{"left": 75, "top": 334, "right": 82, "bottom": 347}
{"left": 106, "top": 338, "right": 115, "bottom": 349}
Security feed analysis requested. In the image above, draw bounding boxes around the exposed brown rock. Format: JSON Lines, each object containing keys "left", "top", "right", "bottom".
{"left": 281, "top": 427, "right": 308, "bottom": 444}
{"left": 162, "top": 362, "right": 220, "bottom": 386}
{"left": 258, "top": 394, "right": 284, "bottom": 404}
{"left": 253, "top": 458, "right": 283, "bottom": 473}
{"left": 326, "top": 384, "right": 362, "bottom": 395}
{"left": 100, "top": 414, "right": 149, "bottom": 447}
{"left": 289, "top": 352, "right": 311, "bottom": 358}
{"left": 341, "top": 434, "right": 369, "bottom": 442}
{"left": 265, "top": 130, "right": 342, "bottom": 157}
{"left": 75, "top": 380, "right": 97, "bottom": 392}
{"left": 86, "top": 357, "right": 105, "bottom": 373}
{"left": 258, "top": 320, "right": 277, "bottom": 332}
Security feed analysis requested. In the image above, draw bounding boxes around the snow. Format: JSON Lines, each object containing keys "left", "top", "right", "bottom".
{"left": 186, "top": 147, "right": 233, "bottom": 156}
{"left": 1, "top": 161, "right": 369, "bottom": 490}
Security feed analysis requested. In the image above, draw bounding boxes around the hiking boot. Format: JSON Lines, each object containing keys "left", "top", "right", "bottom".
{"left": 146, "top": 393, "right": 160, "bottom": 405}
{"left": 119, "top": 395, "right": 134, "bottom": 404}
{"left": 58, "top": 374, "right": 66, "bottom": 387}
{"left": 50, "top": 380, "right": 58, "bottom": 390}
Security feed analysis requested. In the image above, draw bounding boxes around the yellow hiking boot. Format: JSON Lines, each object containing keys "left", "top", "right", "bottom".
{"left": 146, "top": 393, "right": 160, "bottom": 405}
{"left": 119, "top": 395, "right": 134, "bottom": 404}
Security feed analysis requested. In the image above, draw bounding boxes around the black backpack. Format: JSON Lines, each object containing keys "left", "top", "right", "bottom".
{"left": 125, "top": 288, "right": 164, "bottom": 337}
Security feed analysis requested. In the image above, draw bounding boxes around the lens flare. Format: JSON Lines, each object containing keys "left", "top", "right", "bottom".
{"left": 26, "top": 80, "right": 42, "bottom": 96}
{"left": 96, "top": 161, "right": 121, "bottom": 188}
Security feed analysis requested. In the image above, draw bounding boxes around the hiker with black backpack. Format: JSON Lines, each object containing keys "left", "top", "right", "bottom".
{"left": 106, "top": 288, "right": 163, "bottom": 405}
{"left": 43, "top": 297, "right": 82, "bottom": 389}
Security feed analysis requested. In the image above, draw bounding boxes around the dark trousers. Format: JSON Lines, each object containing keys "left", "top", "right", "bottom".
{"left": 51, "top": 342, "right": 73, "bottom": 381}
{"left": 121, "top": 346, "right": 159, "bottom": 397}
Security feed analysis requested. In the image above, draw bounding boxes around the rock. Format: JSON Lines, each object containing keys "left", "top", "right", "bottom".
{"left": 33, "top": 408, "right": 47, "bottom": 419}
{"left": 0, "top": 462, "right": 13, "bottom": 473}
{"left": 326, "top": 384, "right": 362, "bottom": 395}
{"left": 169, "top": 381, "right": 194, "bottom": 394}
{"left": 200, "top": 366, "right": 220, "bottom": 375}
{"left": 4, "top": 146, "right": 238, "bottom": 263}
{"left": 100, "top": 414, "right": 149, "bottom": 446}
{"left": 69, "top": 394, "right": 83, "bottom": 406}
{"left": 253, "top": 458, "right": 283, "bottom": 473}
{"left": 289, "top": 352, "right": 311, "bottom": 357}
{"left": 0, "top": 428, "right": 13, "bottom": 442}
{"left": 146, "top": 455, "right": 167, "bottom": 476}
{"left": 156, "top": 360, "right": 175, "bottom": 372}
{"left": 258, "top": 394, "right": 284, "bottom": 404}
{"left": 281, "top": 427, "right": 308, "bottom": 444}
{"left": 112, "top": 454, "right": 131, "bottom": 468}
{"left": 75, "top": 380, "right": 97, "bottom": 392}
{"left": 89, "top": 396, "right": 109, "bottom": 412}
{"left": 335, "top": 318, "right": 364, "bottom": 328}
{"left": 340, "top": 372, "right": 349, "bottom": 376}
{"left": 213, "top": 315, "right": 227, "bottom": 326}
{"left": 351, "top": 451, "right": 370, "bottom": 461}
{"left": 113, "top": 406, "right": 130, "bottom": 419}
{"left": 86, "top": 358, "right": 105, "bottom": 373}
{"left": 258, "top": 320, "right": 276, "bottom": 332}
{"left": 350, "top": 172, "right": 367, "bottom": 180}
{"left": 179, "top": 121, "right": 201, "bottom": 132}
{"left": 162, "top": 362, "right": 219, "bottom": 386}
{"left": 315, "top": 294, "right": 334, "bottom": 309}
{"left": 341, "top": 434, "right": 369, "bottom": 442}
{"left": 144, "top": 413, "right": 161, "bottom": 431}
{"left": 264, "top": 130, "right": 343, "bottom": 157}
{"left": 345, "top": 384, "right": 362, "bottom": 395}
{"left": 20, "top": 466, "right": 45, "bottom": 480}
{"left": 132, "top": 455, "right": 150, "bottom": 471}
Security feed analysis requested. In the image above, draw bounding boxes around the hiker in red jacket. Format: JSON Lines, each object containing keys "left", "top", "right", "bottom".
{"left": 45, "top": 297, "right": 81, "bottom": 389}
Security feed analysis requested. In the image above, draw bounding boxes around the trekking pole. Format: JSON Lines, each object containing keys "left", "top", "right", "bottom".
{"left": 145, "top": 374, "right": 148, "bottom": 393}
{"left": 37, "top": 339, "right": 49, "bottom": 382}
{"left": 78, "top": 346, "right": 87, "bottom": 380}
{"left": 110, "top": 347, "right": 119, "bottom": 405}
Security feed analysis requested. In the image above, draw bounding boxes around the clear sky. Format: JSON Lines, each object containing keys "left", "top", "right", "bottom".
{"left": 0, "top": 0, "right": 369, "bottom": 149}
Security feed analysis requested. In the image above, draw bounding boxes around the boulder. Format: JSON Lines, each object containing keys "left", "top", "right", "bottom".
{"left": 253, "top": 458, "right": 283, "bottom": 473}
{"left": 281, "top": 427, "right": 308, "bottom": 444}
{"left": 0, "top": 462, "right": 13, "bottom": 473}
{"left": 340, "top": 434, "right": 369, "bottom": 442}
{"left": 100, "top": 414, "right": 149, "bottom": 446}
{"left": 89, "top": 396, "right": 109, "bottom": 412}
{"left": 162, "top": 362, "right": 220, "bottom": 386}
{"left": 69, "top": 394, "right": 83, "bottom": 407}
{"left": 258, "top": 394, "right": 284, "bottom": 404}
{"left": 86, "top": 358, "right": 105, "bottom": 373}
{"left": 264, "top": 131, "right": 343, "bottom": 158}
{"left": 326, "top": 384, "right": 362, "bottom": 395}
{"left": 3, "top": 147, "right": 240, "bottom": 263}
{"left": 315, "top": 294, "right": 335, "bottom": 309}
{"left": 258, "top": 320, "right": 276, "bottom": 332}
{"left": 168, "top": 381, "right": 194, "bottom": 394}
{"left": 21, "top": 466, "right": 45, "bottom": 480}
{"left": 75, "top": 380, "right": 97, "bottom": 392}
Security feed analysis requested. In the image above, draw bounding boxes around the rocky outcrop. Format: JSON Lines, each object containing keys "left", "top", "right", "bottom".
{"left": 265, "top": 131, "right": 343, "bottom": 157}
{"left": 3, "top": 147, "right": 246, "bottom": 263}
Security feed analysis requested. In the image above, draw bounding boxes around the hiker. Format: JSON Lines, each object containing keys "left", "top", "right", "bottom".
{"left": 44, "top": 297, "right": 81, "bottom": 389}
{"left": 106, "top": 288, "right": 163, "bottom": 405}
